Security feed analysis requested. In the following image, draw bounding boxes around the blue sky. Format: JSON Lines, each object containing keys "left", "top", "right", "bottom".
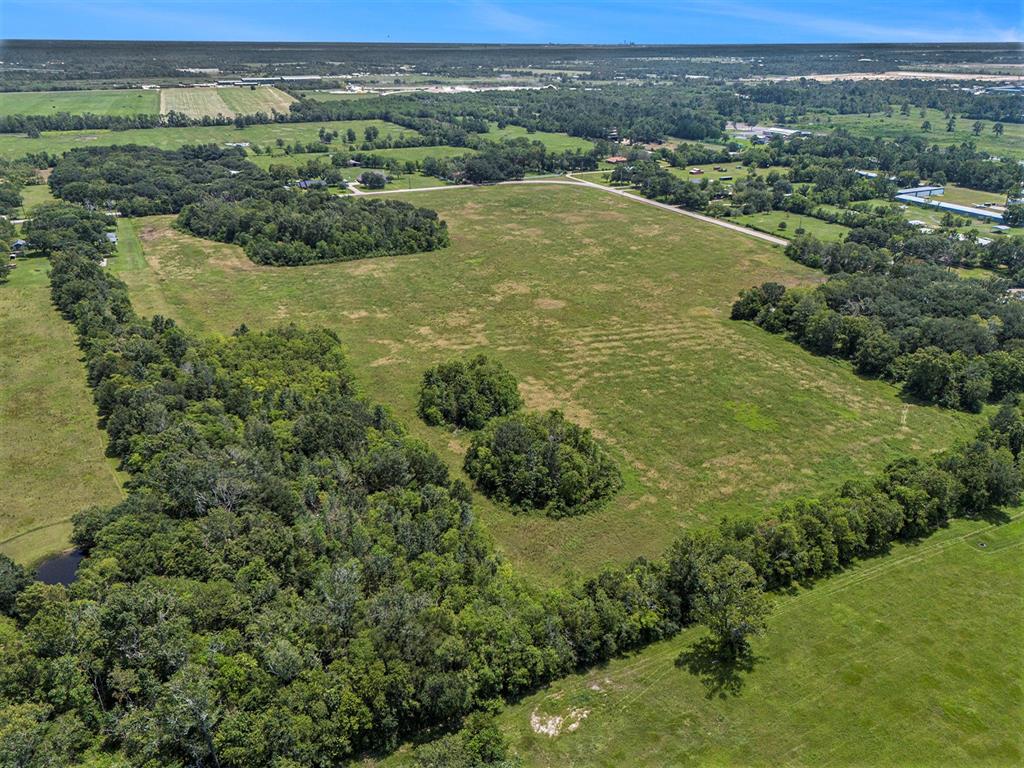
{"left": 1, "top": 1, "right": 1021, "bottom": 44}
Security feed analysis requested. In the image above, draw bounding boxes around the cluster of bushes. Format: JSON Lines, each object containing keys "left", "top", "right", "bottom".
{"left": 417, "top": 354, "right": 522, "bottom": 429}
{"left": 178, "top": 191, "right": 449, "bottom": 266}
{"left": 732, "top": 268, "right": 1024, "bottom": 411}
{"left": 464, "top": 410, "right": 624, "bottom": 518}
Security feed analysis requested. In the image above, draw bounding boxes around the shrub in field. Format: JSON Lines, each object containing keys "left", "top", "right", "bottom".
{"left": 464, "top": 410, "right": 623, "bottom": 517}
{"left": 417, "top": 354, "right": 522, "bottom": 429}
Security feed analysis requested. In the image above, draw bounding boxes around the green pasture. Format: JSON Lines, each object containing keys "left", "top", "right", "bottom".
{"left": 0, "top": 89, "right": 159, "bottom": 117}
{"left": 109, "top": 183, "right": 976, "bottom": 583}
{"left": 0, "top": 257, "right": 124, "bottom": 565}
{"left": 734, "top": 210, "right": 851, "bottom": 242}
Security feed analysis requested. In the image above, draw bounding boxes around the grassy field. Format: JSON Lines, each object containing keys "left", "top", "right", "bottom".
{"left": 110, "top": 184, "right": 975, "bottom": 583}
{"left": 665, "top": 161, "right": 789, "bottom": 183}
{"left": 734, "top": 210, "right": 851, "bottom": 242}
{"left": 938, "top": 184, "right": 1009, "bottom": 208}
{"left": 477, "top": 122, "right": 595, "bottom": 152}
{"left": 159, "top": 86, "right": 295, "bottom": 118}
{"left": 797, "top": 108, "right": 1024, "bottom": 160}
{"left": 0, "top": 119, "right": 419, "bottom": 161}
{"left": 0, "top": 89, "right": 159, "bottom": 117}
{"left": 16, "top": 182, "right": 55, "bottom": 217}
{"left": 491, "top": 515, "right": 1024, "bottom": 767}
{"left": 0, "top": 258, "right": 124, "bottom": 565}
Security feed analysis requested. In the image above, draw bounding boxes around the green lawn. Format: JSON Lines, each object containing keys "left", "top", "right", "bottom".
{"left": 476, "top": 122, "right": 595, "bottom": 152}
{"left": 0, "top": 89, "right": 159, "bottom": 117}
{"left": 110, "top": 184, "right": 975, "bottom": 583}
{"left": 734, "top": 210, "right": 851, "bottom": 242}
{"left": 0, "top": 258, "right": 124, "bottom": 565}
{"left": 939, "top": 184, "right": 1008, "bottom": 208}
{"left": 493, "top": 515, "right": 1024, "bottom": 767}
{"left": 665, "top": 161, "right": 789, "bottom": 183}
{"left": 797, "top": 108, "right": 1024, "bottom": 161}
{"left": 16, "top": 182, "right": 55, "bottom": 217}
{"left": 0, "top": 119, "right": 419, "bottom": 161}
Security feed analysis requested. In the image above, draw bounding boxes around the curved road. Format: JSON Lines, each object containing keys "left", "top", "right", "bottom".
{"left": 359, "top": 175, "right": 789, "bottom": 247}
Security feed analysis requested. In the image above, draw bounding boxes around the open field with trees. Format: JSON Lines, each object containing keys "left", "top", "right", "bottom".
{"left": 159, "top": 86, "right": 296, "bottom": 117}
{"left": 477, "top": 121, "right": 595, "bottom": 152}
{"left": 0, "top": 258, "right": 123, "bottom": 565}
{"left": 734, "top": 210, "right": 851, "bottom": 242}
{"left": 0, "top": 88, "right": 159, "bottom": 117}
{"left": 489, "top": 514, "right": 1024, "bottom": 767}
{"left": 0, "top": 118, "right": 419, "bottom": 161}
{"left": 109, "top": 184, "right": 976, "bottom": 582}
{"left": 796, "top": 108, "right": 1024, "bottom": 161}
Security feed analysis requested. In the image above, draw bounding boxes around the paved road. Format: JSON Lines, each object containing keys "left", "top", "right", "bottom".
{"left": 359, "top": 176, "right": 789, "bottom": 247}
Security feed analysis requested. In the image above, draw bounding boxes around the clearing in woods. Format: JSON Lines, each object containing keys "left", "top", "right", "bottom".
{"left": 494, "top": 515, "right": 1024, "bottom": 767}
{"left": 110, "top": 183, "right": 977, "bottom": 583}
{"left": 159, "top": 86, "right": 296, "bottom": 118}
{"left": 0, "top": 259, "right": 123, "bottom": 565}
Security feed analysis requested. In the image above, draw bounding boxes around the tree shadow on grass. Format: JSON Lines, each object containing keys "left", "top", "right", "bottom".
{"left": 675, "top": 636, "right": 761, "bottom": 700}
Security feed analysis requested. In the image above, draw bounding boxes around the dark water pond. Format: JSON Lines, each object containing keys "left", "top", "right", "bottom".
{"left": 36, "top": 549, "right": 83, "bottom": 585}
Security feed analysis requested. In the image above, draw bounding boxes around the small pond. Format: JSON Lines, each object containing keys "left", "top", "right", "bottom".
{"left": 36, "top": 549, "right": 84, "bottom": 585}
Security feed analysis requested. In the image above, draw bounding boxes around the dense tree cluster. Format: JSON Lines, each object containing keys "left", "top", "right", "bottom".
{"left": 464, "top": 410, "right": 623, "bottom": 517}
{"left": 732, "top": 266, "right": 1024, "bottom": 411}
{"left": 422, "top": 139, "right": 599, "bottom": 183}
{"left": 22, "top": 202, "right": 115, "bottom": 259}
{"left": 418, "top": 354, "right": 523, "bottom": 429}
{"left": 48, "top": 144, "right": 279, "bottom": 215}
{"left": 178, "top": 191, "right": 449, "bottom": 266}
{"left": 609, "top": 159, "right": 709, "bottom": 210}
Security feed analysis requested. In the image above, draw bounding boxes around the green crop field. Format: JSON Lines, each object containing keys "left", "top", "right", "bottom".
{"left": 490, "top": 515, "right": 1024, "bottom": 767}
{"left": 734, "top": 210, "right": 851, "bottom": 242}
{"left": 797, "top": 108, "right": 1024, "bottom": 160}
{"left": 0, "top": 119, "right": 419, "bottom": 161}
{"left": 478, "top": 122, "right": 596, "bottom": 152}
{"left": 109, "top": 183, "right": 975, "bottom": 583}
{"left": 0, "top": 258, "right": 124, "bottom": 566}
{"left": 0, "top": 88, "right": 159, "bottom": 117}
{"left": 159, "top": 86, "right": 296, "bottom": 118}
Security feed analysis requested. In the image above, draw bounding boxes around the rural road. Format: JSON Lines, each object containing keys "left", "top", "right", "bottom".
{"left": 359, "top": 176, "right": 790, "bottom": 247}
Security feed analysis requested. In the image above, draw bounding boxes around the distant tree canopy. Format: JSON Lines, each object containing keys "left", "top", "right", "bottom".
{"left": 178, "top": 192, "right": 450, "bottom": 266}
{"left": 464, "top": 410, "right": 623, "bottom": 517}
{"left": 48, "top": 144, "right": 279, "bottom": 215}
{"left": 48, "top": 144, "right": 451, "bottom": 266}
{"left": 418, "top": 354, "right": 523, "bottom": 429}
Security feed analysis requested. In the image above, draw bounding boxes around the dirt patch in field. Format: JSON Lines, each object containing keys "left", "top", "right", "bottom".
{"left": 530, "top": 707, "right": 590, "bottom": 737}
{"left": 343, "top": 259, "right": 398, "bottom": 277}
{"left": 534, "top": 298, "right": 566, "bottom": 310}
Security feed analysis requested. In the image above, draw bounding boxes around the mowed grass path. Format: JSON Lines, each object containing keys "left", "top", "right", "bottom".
{"left": 0, "top": 89, "right": 159, "bottom": 117}
{"left": 112, "top": 184, "right": 976, "bottom": 582}
{"left": 159, "top": 87, "right": 296, "bottom": 118}
{"left": 0, "top": 259, "right": 123, "bottom": 565}
{"left": 493, "top": 515, "right": 1024, "bottom": 767}
{"left": 0, "top": 119, "right": 418, "bottom": 161}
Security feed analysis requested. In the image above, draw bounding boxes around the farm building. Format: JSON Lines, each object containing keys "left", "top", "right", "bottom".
{"left": 296, "top": 179, "right": 327, "bottom": 189}
{"left": 105, "top": 232, "right": 118, "bottom": 244}
{"left": 894, "top": 192, "right": 1006, "bottom": 222}
{"left": 896, "top": 185, "right": 944, "bottom": 198}
{"left": 605, "top": 156, "right": 628, "bottom": 163}
{"left": 11, "top": 239, "right": 26, "bottom": 251}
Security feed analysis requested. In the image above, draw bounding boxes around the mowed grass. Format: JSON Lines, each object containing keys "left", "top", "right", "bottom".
{"left": 734, "top": 210, "right": 851, "bottom": 242}
{"left": 797, "top": 108, "right": 1024, "bottom": 160}
{"left": 0, "top": 119, "right": 418, "bottom": 162}
{"left": 0, "top": 259, "right": 123, "bottom": 565}
{"left": 0, "top": 89, "right": 159, "bottom": 117}
{"left": 159, "top": 86, "right": 296, "bottom": 118}
{"left": 110, "top": 184, "right": 977, "bottom": 582}
{"left": 939, "top": 183, "right": 1009, "bottom": 208}
{"left": 477, "top": 122, "right": 595, "bottom": 152}
{"left": 492, "top": 515, "right": 1024, "bottom": 767}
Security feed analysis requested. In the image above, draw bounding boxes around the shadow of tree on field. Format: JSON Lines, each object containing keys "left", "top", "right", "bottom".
{"left": 675, "top": 636, "right": 761, "bottom": 700}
